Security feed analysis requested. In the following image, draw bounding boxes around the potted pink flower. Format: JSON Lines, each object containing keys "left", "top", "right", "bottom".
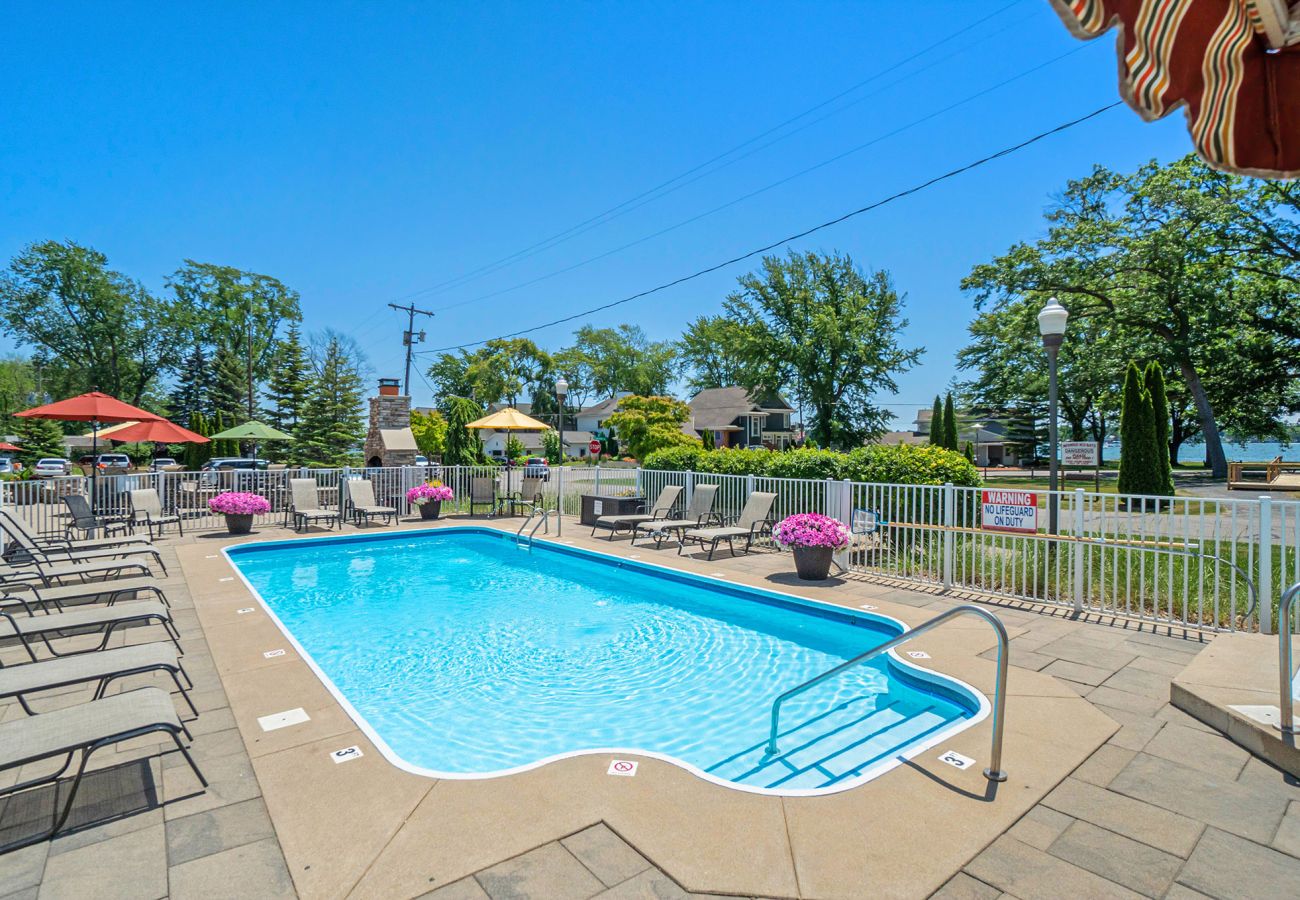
{"left": 208, "top": 491, "right": 271, "bottom": 535}
{"left": 772, "top": 512, "right": 850, "bottom": 581}
{"left": 406, "top": 481, "right": 453, "bottom": 520}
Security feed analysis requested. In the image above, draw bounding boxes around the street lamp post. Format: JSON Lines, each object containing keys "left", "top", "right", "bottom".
{"left": 555, "top": 377, "right": 569, "bottom": 466}
{"left": 1038, "top": 297, "right": 1069, "bottom": 534}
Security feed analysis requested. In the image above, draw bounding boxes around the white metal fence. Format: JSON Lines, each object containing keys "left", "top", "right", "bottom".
{"left": 4, "top": 463, "right": 1296, "bottom": 634}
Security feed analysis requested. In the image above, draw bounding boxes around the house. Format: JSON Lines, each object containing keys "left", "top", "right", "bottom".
{"left": 573, "top": 394, "right": 628, "bottom": 436}
{"left": 685, "top": 387, "right": 797, "bottom": 449}
{"left": 479, "top": 429, "right": 544, "bottom": 460}
{"left": 560, "top": 430, "right": 597, "bottom": 460}
{"left": 905, "top": 408, "right": 1022, "bottom": 467}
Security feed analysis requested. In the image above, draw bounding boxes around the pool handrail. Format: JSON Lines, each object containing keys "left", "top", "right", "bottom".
{"left": 764, "top": 603, "right": 1010, "bottom": 782}
{"left": 1277, "top": 582, "right": 1300, "bottom": 735}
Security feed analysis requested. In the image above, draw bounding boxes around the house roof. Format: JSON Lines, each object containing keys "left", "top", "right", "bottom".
{"left": 560, "top": 430, "right": 595, "bottom": 447}
{"left": 871, "top": 431, "right": 929, "bottom": 447}
{"left": 487, "top": 401, "right": 532, "bottom": 415}
{"left": 576, "top": 395, "right": 625, "bottom": 420}
{"left": 687, "top": 387, "right": 793, "bottom": 430}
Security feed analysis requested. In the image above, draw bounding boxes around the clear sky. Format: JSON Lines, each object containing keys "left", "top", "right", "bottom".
{"left": 1, "top": 1, "right": 1195, "bottom": 425}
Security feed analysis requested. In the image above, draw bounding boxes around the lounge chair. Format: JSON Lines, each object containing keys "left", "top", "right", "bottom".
{"left": 470, "top": 476, "right": 500, "bottom": 517}
{"left": 2, "top": 555, "right": 153, "bottom": 588}
{"left": 678, "top": 491, "right": 778, "bottom": 560}
{"left": 0, "top": 687, "right": 207, "bottom": 853}
{"left": 591, "top": 485, "right": 683, "bottom": 539}
{"left": 289, "top": 479, "right": 339, "bottom": 532}
{"left": 347, "top": 479, "right": 397, "bottom": 527}
{"left": 10, "top": 503, "right": 151, "bottom": 554}
{"left": 128, "top": 489, "right": 183, "bottom": 539}
{"left": 1, "top": 510, "right": 165, "bottom": 575}
{"left": 2, "top": 575, "right": 169, "bottom": 612}
{"left": 0, "top": 642, "right": 197, "bottom": 717}
{"left": 62, "top": 494, "right": 135, "bottom": 540}
{"left": 0, "top": 598, "right": 180, "bottom": 658}
{"left": 632, "top": 484, "right": 721, "bottom": 546}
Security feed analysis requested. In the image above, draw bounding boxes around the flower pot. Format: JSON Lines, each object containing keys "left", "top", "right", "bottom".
{"left": 225, "top": 513, "right": 254, "bottom": 536}
{"left": 792, "top": 545, "right": 834, "bottom": 581}
{"left": 418, "top": 500, "right": 442, "bottom": 520}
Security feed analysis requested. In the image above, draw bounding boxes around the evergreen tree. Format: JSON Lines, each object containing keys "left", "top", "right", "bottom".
{"left": 942, "top": 393, "right": 959, "bottom": 451}
{"left": 929, "top": 396, "right": 943, "bottom": 445}
{"left": 211, "top": 343, "right": 247, "bottom": 425}
{"left": 296, "top": 335, "right": 366, "bottom": 466}
{"left": 262, "top": 322, "right": 309, "bottom": 462}
{"left": 701, "top": 428, "right": 715, "bottom": 451}
{"left": 542, "top": 428, "right": 563, "bottom": 465}
{"left": 169, "top": 340, "right": 212, "bottom": 425}
{"left": 444, "top": 396, "right": 485, "bottom": 465}
{"left": 1118, "top": 362, "right": 1160, "bottom": 497}
{"left": 1144, "top": 360, "right": 1175, "bottom": 496}
{"left": 963, "top": 440, "right": 975, "bottom": 463}
{"left": 14, "top": 416, "right": 65, "bottom": 462}
{"left": 209, "top": 410, "right": 239, "bottom": 458}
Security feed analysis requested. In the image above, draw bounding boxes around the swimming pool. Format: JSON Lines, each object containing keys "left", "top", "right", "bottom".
{"left": 225, "top": 527, "right": 986, "bottom": 795}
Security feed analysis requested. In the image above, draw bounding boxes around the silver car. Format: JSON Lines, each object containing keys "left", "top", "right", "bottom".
{"left": 32, "top": 458, "right": 72, "bottom": 478}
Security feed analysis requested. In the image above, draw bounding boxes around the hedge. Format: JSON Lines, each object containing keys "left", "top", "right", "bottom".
{"left": 640, "top": 443, "right": 979, "bottom": 487}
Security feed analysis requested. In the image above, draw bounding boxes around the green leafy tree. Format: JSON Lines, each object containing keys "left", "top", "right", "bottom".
{"left": 942, "top": 393, "right": 959, "bottom": 451}
{"left": 604, "top": 395, "right": 699, "bottom": 461}
{"left": 410, "top": 409, "right": 448, "bottom": 460}
{"left": 722, "top": 251, "right": 921, "bottom": 448}
{"left": 700, "top": 427, "right": 715, "bottom": 451}
{"left": 504, "top": 435, "right": 527, "bottom": 460}
{"left": 928, "top": 396, "right": 942, "bottom": 446}
{"left": 262, "top": 322, "right": 310, "bottom": 458}
{"left": 676, "top": 315, "right": 767, "bottom": 393}
{"left": 0, "top": 241, "right": 178, "bottom": 405}
{"left": 569, "top": 324, "right": 676, "bottom": 398}
{"left": 296, "top": 333, "right": 366, "bottom": 466}
{"left": 14, "top": 416, "right": 65, "bottom": 462}
{"left": 963, "top": 441, "right": 975, "bottom": 463}
{"left": 1118, "top": 362, "right": 1160, "bottom": 496}
{"left": 1144, "top": 361, "right": 1175, "bottom": 494}
{"left": 443, "top": 396, "right": 485, "bottom": 465}
{"left": 542, "top": 428, "right": 563, "bottom": 465}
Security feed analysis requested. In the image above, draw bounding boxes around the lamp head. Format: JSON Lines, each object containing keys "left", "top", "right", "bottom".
{"left": 1038, "top": 297, "right": 1069, "bottom": 339}
{"left": 555, "top": 377, "right": 569, "bottom": 400}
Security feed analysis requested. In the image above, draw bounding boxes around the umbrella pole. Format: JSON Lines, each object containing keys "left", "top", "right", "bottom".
{"left": 90, "top": 420, "right": 99, "bottom": 521}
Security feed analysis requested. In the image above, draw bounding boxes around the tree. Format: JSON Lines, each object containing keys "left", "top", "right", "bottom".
{"left": 262, "top": 322, "right": 310, "bottom": 452}
{"left": 676, "top": 316, "right": 767, "bottom": 393}
{"left": 942, "top": 394, "right": 959, "bottom": 452}
{"left": 0, "top": 241, "right": 178, "bottom": 405}
{"left": 723, "top": 251, "right": 921, "bottom": 448}
{"left": 410, "top": 409, "right": 448, "bottom": 460}
{"left": 296, "top": 333, "right": 366, "bottom": 466}
{"left": 14, "top": 416, "right": 64, "bottom": 462}
{"left": 443, "top": 396, "right": 485, "bottom": 465}
{"left": 542, "top": 428, "right": 563, "bottom": 464}
{"left": 701, "top": 427, "right": 715, "bottom": 451}
{"left": 1118, "top": 362, "right": 1161, "bottom": 496}
{"left": 184, "top": 412, "right": 214, "bottom": 470}
{"left": 963, "top": 441, "right": 975, "bottom": 463}
{"left": 1144, "top": 361, "right": 1175, "bottom": 494}
{"left": 504, "top": 435, "right": 527, "bottom": 460}
{"left": 604, "top": 395, "right": 699, "bottom": 461}
{"left": 169, "top": 340, "right": 212, "bottom": 426}
{"left": 569, "top": 324, "right": 676, "bottom": 398}
{"left": 425, "top": 339, "right": 551, "bottom": 408}
{"left": 928, "top": 396, "right": 942, "bottom": 446}
{"left": 211, "top": 343, "right": 248, "bottom": 428}
{"left": 168, "top": 262, "right": 302, "bottom": 421}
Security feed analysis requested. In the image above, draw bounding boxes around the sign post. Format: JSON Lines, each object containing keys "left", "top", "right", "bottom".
{"left": 1061, "top": 441, "right": 1100, "bottom": 492}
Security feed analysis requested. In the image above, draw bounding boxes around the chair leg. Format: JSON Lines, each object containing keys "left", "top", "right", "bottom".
{"left": 170, "top": 669, "right": 199, "bottom": 717}
{"left": 169, "top": 730, "right": 208, "bottom": 788}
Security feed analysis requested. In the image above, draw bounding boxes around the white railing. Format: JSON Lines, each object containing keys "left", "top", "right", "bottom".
{"left": 5, "top": 462, "right": 1296, "bottom": 634}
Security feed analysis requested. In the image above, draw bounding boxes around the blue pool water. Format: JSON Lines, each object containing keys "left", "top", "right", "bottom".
{"left": 226, "top": 528, "right": 984, "bottom": 794}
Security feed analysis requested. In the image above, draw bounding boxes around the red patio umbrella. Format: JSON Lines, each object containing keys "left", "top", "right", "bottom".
{"left": 1050, "top": 0, "right": 1300, "bottom": 177}
{"left": 107, "top": 419, "right": 210, "bottom": 444}
{"left": 0, "top": 442, "right": 21, "bottom": 452}
{"left": 15, "top": 391, "right": 164, "bottom": 513}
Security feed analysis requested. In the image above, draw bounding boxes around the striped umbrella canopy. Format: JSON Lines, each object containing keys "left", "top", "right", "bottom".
{"left": 1051, "top": 0, "right": 1300, "bottom": 177}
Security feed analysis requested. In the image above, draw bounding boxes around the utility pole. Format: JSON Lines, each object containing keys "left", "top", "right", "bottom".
{"left": 388, "top": 303, "right": 436, "bottom": 396}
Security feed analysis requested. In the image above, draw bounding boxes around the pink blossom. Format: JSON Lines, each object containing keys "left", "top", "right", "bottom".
{"left": 406, "top": 483, "right": 453, "bottom": 505}
{"left": 208, "top": 491, "right": 271, "bottom": 516}
{"left": 772, "top": 512, "right": 850, "bottom": 550}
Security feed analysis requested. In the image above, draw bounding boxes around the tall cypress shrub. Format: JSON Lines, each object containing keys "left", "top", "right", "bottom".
{"left": 1118, "top": 362, "right": 1159, "bottom": 497}
{"left": 1144, "top": 361, "right": 1174, "bottom": 496}
{"left": 929, "top": 396, "right": 942, "bottom": 445}
{"left": 942, "top": 393, "right": 959, "bottom": 451}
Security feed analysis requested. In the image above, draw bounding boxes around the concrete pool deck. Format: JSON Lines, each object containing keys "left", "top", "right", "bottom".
{"left": 3, "top": 513, "right": 1300, "bottom": 897}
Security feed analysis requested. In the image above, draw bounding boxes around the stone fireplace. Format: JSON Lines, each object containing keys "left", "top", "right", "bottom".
{"left": 363, "top": 378, "right": 418, "bottom": 468}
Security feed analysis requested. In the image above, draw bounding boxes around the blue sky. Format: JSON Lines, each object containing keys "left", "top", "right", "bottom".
{"left": 0, "top": 1, "right": 1194, "bottom": 425}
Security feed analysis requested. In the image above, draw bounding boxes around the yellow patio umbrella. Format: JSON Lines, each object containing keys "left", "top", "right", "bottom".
{"left": 463, "top": 407, "right": 551, "bottom": 432}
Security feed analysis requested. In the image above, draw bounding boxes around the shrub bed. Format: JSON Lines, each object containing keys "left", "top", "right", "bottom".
{"left": 640, "top": 442, "right": 979, "bottom": 486}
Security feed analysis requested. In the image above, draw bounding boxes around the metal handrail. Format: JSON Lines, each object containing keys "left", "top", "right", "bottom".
{"left": 515, "top": 507, "right": 551, "bottom": 549}
{"left": 1277, "top": 582, "right": 1300, "bottom": 735}
{"left": 764, "top": 603, "right": 1010, "bottom": 782}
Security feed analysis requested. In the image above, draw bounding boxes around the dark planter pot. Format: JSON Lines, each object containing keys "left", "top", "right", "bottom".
{"left": 418, "top": 500, "right": 442, "bottom": 520}
{"left": 792, "top": 545, "right": 835, "bottom": 581}
{"left": 225, "top": 513, "right": 254, "bottom": 536}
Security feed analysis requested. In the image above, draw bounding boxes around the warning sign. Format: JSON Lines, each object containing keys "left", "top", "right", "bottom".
{"left": 981, "top": 490, "right": 1038, "bottom": 534}
{"left": 607, "top": 759, "right": 638, "bottom": 777}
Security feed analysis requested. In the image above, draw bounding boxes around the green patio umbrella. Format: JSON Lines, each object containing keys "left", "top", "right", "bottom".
{"left": 208, "top": 420, "right": 294, "bottom": 459}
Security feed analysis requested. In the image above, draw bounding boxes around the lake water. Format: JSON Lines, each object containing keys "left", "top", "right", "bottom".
{"left": 1167, "top": 441, "right": 1299, "bottom": 463}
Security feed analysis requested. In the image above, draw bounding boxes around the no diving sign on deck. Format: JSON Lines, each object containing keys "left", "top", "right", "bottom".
{"left": 981, "top": 490, "right": 1038, "bottom": 534}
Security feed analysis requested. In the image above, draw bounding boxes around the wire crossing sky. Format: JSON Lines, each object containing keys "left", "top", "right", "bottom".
{"left": 0, "top": 2, "right": 1196, "bottom": 421}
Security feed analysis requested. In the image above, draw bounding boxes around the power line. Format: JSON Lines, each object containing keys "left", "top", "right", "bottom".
{"left": 417, "top": 101, "right": 1121, "bottom": 356}
{"left": 417, "top": 41, "right": 1098, "bottom": 318}
{"left": 388, "top": 302, "right": 437, "bottom": 395}
{"left": 387, "top": 1, "right": 1028, "bottom": 304}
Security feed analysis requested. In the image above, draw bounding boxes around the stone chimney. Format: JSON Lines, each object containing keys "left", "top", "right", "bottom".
{"left": 364, "top": 379, "right": 417, "bottom": 468}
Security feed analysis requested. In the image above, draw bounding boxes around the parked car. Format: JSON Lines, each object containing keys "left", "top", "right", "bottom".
{"left": 414, "top": 455, "right": 429, "bottom": 467}
{"left": 78, "top": 453, "right": 130, "bottom": 474}
{"left": 199, "top": 457, "right": 269, "bottom": 486}
{"left": 151, "top": 457, "right": 183, "bottom": 472}
{"left": 32, "top": 458, "right": 73, "bottom": 478}
{"left": 0, "top": 458, "right": 15, "bottom": 475}
{"left": 523, "top": 456, "right": 550, "bottom": 481}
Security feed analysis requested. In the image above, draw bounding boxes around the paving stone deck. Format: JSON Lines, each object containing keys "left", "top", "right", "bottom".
{"left": 2, "top": 514, "right": 1298, "bottom": 898}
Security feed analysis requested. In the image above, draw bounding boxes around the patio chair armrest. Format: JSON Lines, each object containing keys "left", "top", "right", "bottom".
{"left": 750, "top": 517, "right": 777, "bottom": 536}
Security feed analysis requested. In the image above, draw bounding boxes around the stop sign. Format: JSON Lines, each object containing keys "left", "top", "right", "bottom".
{"left": 589, "top": 440, "right": 602, "bottom": 454}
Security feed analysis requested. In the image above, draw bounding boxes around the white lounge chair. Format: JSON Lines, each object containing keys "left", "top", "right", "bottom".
{"left": 289, "top": 479, "right": 338, "bottom": 532}
{"left": 347, "top": 479, "right": 397, "bottom": 527}
{"left": 632, "top": 484, "right": 722, "bottom": 546}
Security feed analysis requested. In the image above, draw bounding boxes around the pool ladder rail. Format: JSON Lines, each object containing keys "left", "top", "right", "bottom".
{"left": 764, "top": 604, "right": 1010, "bottom": 782}
{"left": 516, "top": 506, "right": 552, "bottom": 550}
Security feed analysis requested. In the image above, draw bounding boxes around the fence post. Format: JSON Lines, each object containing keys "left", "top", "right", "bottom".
{"left": 1072, "top": 488, "right": 1086, "bottom": 613}
{"left": 635, "top": 466, "right": 643, "bottom": 496}
{"left": 835, "top": 478, "right": 853, "bottom": 571}
{"left": 556, "top": 465, "right": 564, "bottom": 535}
{"left": 685, "top": 469, "right": 695, "bottom": 510}
{"left": 943, "top": 482, "right": 955, "bottom": 590}
{"left": 594, "top": 465, "right": 601, "bottom": 495}
{"left": 747, "top": 474, "right": 757, "bottom": 511}
{"left": 1260, "top": 495, "right": 1274, "bottom": 635}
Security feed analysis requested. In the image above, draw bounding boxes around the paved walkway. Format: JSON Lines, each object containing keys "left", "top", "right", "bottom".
{"left": 2, "top": 518, "right": 1298, "bottom": 898}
